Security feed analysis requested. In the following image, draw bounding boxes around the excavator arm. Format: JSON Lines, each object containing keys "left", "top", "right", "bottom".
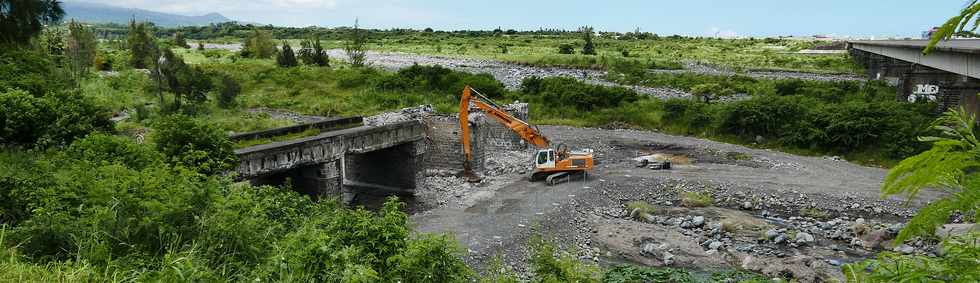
{"left": 460, "top": 86, "right": 549, "bottom": 166}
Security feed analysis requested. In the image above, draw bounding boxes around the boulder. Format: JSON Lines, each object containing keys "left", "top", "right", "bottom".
{"left": 935, "top": 224, "right": 979, "bottom": 239}
{"left": 795, "top": 232, "right": 815, "bottom": 244}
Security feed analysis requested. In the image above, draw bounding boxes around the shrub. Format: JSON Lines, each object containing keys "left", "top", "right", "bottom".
{"left": 0, "top": 50, "right": 68, "bottom": 95}
{"left": 602, "top": 265, "right": 695, "bottom": 283}
{"left": 299, "top": 35, "right": 329, "bottom": 67}
{"left": 626, "top": 201, "right": 655, "bottom": 220}
{"left": 680, "top": 191, "right": 713, "bottom": 207}
{"left": 581, "top": 26, "right": 596, "bottom": 55}
{"left": 660, "top": 99, "right": 713, "bottom": 131}
{"left": 390, "top": 64, "right": 506, "bottom": 98}
{"left": 558, "top": 43, "right": 575, "bottom": 54}
{"left": 241, "top": 29, "right": 276, "bottom": 59}
{"left": 529, "top": 235, "right": 601, "bottom": 283}
{"left": 519, "top": 76, "right": 638, "bottom": 111}
{"left": 216, "top": 74, "right": 241, "bottom": 108}
{"left": 152, "top": 115, "right": 236, "bottom": 175}
{"left": 718, "top": 95, "right": 809, "bottom": 138}
{"left": 66, "top": 134, "right": 163, "bottom": 170}
{"left": 799, "top": 207, "right": 830, "bottom": 220}
{"left": 844, "top": 233, "right": 980, "bottom": 282}
{"left": 276, "top": 41, "right": 298, "bottom": 68}
{"left": 0, "top": 89, "right": 112, "bottom": 148}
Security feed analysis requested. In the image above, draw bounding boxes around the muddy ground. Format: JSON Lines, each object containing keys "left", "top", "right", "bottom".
{"left": 410, "top": 126, "right": 943, "bottom": 282}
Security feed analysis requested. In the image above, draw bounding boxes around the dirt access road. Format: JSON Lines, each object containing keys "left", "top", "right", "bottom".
{"left": 411, "top": 126, "right": 938, "bottom": 280}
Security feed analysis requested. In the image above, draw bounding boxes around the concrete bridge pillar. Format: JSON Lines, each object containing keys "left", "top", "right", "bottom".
{"left": 318, "top": 159, "right": 342, "bottom": 196}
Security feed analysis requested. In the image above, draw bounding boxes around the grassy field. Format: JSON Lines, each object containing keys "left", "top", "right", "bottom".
{"left": 301, "top": 34, "right": 861, "bottom": 74}
{"left": 177, "top": 28, "right": 861, "bottom": 74}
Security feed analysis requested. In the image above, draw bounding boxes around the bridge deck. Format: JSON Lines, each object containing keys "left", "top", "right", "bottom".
{"left": 849, "top": 39, "right": 980, "bottom": 54}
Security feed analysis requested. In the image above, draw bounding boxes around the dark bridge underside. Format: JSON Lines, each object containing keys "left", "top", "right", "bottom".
{"left": 234, "top": 121, "right": 426, "bottom": 204}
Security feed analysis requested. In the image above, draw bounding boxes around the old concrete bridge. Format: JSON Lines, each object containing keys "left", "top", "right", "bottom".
{"left": 234, "top": 119, "right": 426, "bottom": 204}
{"left": 848, "top": 39, "right": 980, "bottom": 115}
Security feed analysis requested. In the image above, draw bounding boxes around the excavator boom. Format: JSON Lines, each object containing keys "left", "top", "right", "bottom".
{"left": 460, "top": 86, "right": 549, "bottom": 164}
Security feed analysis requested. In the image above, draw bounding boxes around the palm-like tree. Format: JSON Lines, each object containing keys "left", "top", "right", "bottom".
{"left": 0, "top": 0, "right": 64, "bottom": 46}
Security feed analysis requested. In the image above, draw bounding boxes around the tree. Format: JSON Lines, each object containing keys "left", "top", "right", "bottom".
{"left": 154, "top": 49, "right": 213, "bottom": 110}
{"left": 174, "top": 31, "right": 190, "bottom": 48}
{"left": 66, "top": 20, "right": 97, "bottom": 86}
{"left": 276, "top": 41, "right": 298, "bottom": 68}
{"left": 216, "top": 74, "right": 240, "bottom": 108}
{"left": 241, "top": 29, "right": 275, "bottom": 59}
{"left": 299, "top": 35, "right": 329, "bottom": 67}
{"left": 0, "top": 0, "right": 64, "bottom": 46}
{"left": 37, "top": 26, "right": 66, "bottom": 57}
{"left": 345, "top": 19, "right": 368, "bottom": 67}
{"left": 926, "top": 0, "right": 980, "bottom": 54}
{"left": 153, "top": 115, "right": 236, "bottom": 175}
{"left": 580, "top": 26, "right": 596, "bottom": 55}
{"left": 127, "top": 19, "right": 158, "bottom": 69}
{"left": 197, "top": 42, "right": 205, "bottom": 51}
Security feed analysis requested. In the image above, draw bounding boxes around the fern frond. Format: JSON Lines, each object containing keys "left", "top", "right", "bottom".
{"left": 881, "top": 144, "right": 978, "bottom": 200}
{"left": 895, "top": 186, "right": 980, "bottom": 243}
{"left": 926, "top": 1, "right": 980, "bottom": 54}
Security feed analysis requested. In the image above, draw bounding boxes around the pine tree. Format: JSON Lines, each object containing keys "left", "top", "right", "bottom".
{"left": 581, "top": 26, "right": 596, "bottom": 55}
{"left": 66, "top": 20, "right": 97, "bottom": 86}
{"left": 299, "top": 35, "right": 329, "bottom": 67}
{"left": 174, "top": 31, "right": 189, "bottom": 48}
{"left": 241, "top": 29, "right": 275, "bottom": 59}
{"left": 345, "top": 19, "right": 368, "bottom": 67}
{"left": 276, "top": 41, "right": 298, "bottom": 68}
{"left": 127, "top": 20, "right": 158, "bottom": 69}
{"left": 0, "top": 0, "right": 64, "bottom": 46}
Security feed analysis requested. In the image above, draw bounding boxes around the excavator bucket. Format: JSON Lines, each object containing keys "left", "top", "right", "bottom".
{"left": 463, "top": 162, "right": 484, "bottom": 183}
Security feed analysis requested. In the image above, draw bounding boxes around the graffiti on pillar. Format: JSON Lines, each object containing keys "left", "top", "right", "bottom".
{"left": 908, "top": 84, "right": 939, "bottom": 103}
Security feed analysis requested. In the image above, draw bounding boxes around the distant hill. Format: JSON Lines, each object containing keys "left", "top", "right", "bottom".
{"left": 62, "top": 1, "right": 235, "bottom": 27}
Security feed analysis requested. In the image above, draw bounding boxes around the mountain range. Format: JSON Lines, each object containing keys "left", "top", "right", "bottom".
{"left": 62, "top": 1, "right": 235, "bottom": 27}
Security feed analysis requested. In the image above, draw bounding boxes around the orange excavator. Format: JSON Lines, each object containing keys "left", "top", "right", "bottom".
{"left": 460, "top": 86, "right": 594, "bottom": 185}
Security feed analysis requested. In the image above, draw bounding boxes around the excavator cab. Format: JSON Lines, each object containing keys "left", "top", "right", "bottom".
{"left": 535, "top": 149, "right": 556, "bottom": 169}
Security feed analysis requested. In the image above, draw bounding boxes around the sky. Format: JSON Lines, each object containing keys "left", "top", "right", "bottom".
{"left": 67, "top": 0, "right": 971, "bottom": 38}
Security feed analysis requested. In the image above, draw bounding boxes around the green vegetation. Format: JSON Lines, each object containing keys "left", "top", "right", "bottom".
{"left": 345, "top": 20, "right": 368, "bottom": 67}
{"left": 844, "top": 233, "right": 980, "bottom": 282}
{"left": 66, "top": 20, "right": 97, "bottom": 86}
{"left": 529, "top": 235, "right": 603, "bottom": 282}
{"left": 276, "top": 41, "right": 298, "bottom": 68}
{"left": 145, "top": 22, "right": 859, "bottom": 73}
{"left": 602, "top": 265, "right": 771, "bottom": 283}
{"left": 626, "top": 201, "right": 656, "bottom": 220}
{"left": 799, "top": 207, "right": 830, "bottom": 220}
{"left": 0, "top": 0, "right": 64, "bottom": 46}
{"left": 3, "top": 1, "right": 973, "bottom": 280}
{"left": 127, "top": 20, "right": 158, "bottom": 69}
{"left": 241, "top": 29, "right": 276, "bottom": 59}
{"left": 680, "top": 191, "right": 714, "bottom": 207}
{"left": 926, "top": 0, "right": 980, "bottom": 53}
